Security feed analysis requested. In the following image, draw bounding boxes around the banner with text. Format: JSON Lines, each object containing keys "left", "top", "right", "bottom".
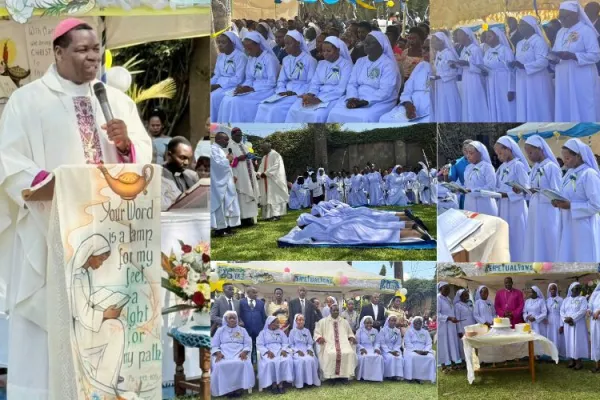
{"left": 47, "top": 164, "right": 162, "bottom": 400}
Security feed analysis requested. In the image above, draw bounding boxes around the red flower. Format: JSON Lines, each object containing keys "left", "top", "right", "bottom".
{"left": 191, "top": 291, "right": 206, "bottom": 307}
{"left": 202, "top": 253, "right": 210, "bottom": 263}
{"left": 181, "top": 244, "right": 192, "bottom": 254}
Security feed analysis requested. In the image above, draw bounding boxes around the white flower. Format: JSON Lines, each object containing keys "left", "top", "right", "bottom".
{"left": 6, "top": 0, "right": 34, "bottom": 24}
{"left": 183, "top": 283, "right": 196, "bottom": 297}
{"left": 182, "top": 253, "right": 195, "bottom": 264}
{"left": 188, "top": 270, "right": 200, "bottom": 284}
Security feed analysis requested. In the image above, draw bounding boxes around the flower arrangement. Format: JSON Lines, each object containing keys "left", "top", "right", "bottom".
{"left": 161, "top": 240, "right": 211, "bottom": 315}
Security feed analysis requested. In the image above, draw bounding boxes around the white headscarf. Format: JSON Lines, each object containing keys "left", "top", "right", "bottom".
{"left": 244, "top": 31, "right": 276, "bottom": 57}
{"left": 286, "top": 29, "right": 309, "bottom": 54}
{"left": 490, "top": 27, "right": 512, "bottom": 50}
{"left": 433, "top": 32, "right": 459, "bottom": 60}
{"left": 521, "top": 16, "right": 545, "bottom": 39}
{"left": 292, "top": 313, "right": 306, "bottom": 330}
{"left": 567, "top": 281, "right": 582, "bottom": 297}
{"left": 525, "top": 135, "right": 559, "bottom": 166}
{"left": 368, "top": 30, "right": 401, "bottom": 76}
{"left": 359, "top": 315, "right": 375, "bottom": 331}
{"left": 459, "top": 27, "right": 479, "bottom": 45}
{"left": 72, "top": 234, "right": 111, "bottom": 270}
{"left": 560, "top": 1, "right": 599, "bottom": 37}
{"left": 475, "top": 285, "right": 488, "bottom": 301}
{"left": 530, "top": 285, "right": 544, "bottom": 300}
{"left": 469, "top": 141, "right": 492, "bottom": 164}
{"left": 497, "top": 135, "right": 531, "bottom": 173}
{"left": 308, "top": 22, "right": 322, "bottom": 37}
{"left": 324, "top": 36, "right": 351, "bottom": 62}
{"left": 259, "top": 22, "right": 276, "bottom": 41}
{"left": 380, "top": 315, "right": 401, "bottom": 340}
{"left": 564, "top": 138, "right": 600, "bottom": 173}
{"left": 546, "top": 283, "right": 559, "bottom": 299}
{"left": 437, "top": 281, "right": 449, "bottom": 291}
{"left": 222, "top": 310, "right": 239, "bottom": 327}
{"left": 223, "top": 31, "right": 244, "bottom": 53}
{"left": 263, "top": 315, "right": 278, "bottom": 331}
{"left": 454, "top": 288, "right": 466, "bottom": 304}
{"left": 418, "top": 161, "right": 428, "bottom": 171}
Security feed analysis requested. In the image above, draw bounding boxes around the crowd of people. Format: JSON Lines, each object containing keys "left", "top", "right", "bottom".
{"left": 210, "top": 284, "right": 436, "bottom": 397}
{"left": 289, "top": 162, "right": 438, "bottom": 209}
{"left": 433, "top": 1, "right": 600, "bottom": 122}
{"left": 438, "top": 136, "right": 600, "bottom": 262}
{"left": 211, "top": 16, "right": 431, "bottom": 123}
{"left": 437, "top": 278, "right": 600, "bottom": 374}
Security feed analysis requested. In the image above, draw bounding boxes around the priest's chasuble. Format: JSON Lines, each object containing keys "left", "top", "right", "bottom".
{"left": 0, "top": 64, "right": 152, "bottom": 400}
{"left": 313, "top": 316, "right": 357, "bottom": 379}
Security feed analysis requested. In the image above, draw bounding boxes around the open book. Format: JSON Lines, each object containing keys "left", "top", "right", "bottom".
{"left": 304, "top": 101, "right": 330, "bottom": 110}
{"left": 441, "top": 182, "right": 468, "bottom": 194}
{"left": 261, "top": 94, "right": 288, "bottom": 104}
{"left": 438, "top": 208, "right": 484, "bottom": 252}
{"left": 225, "top": 89, "right": 251, "bottom": 97}
{"left": 474, "top": 189, "right": 502, "bottom": 199}
{"left": 90, "top": 287, "right": 130, "bottom": 311}
{"left": 540, "top": 189, "right": 568, "bottom": 202}
{"left": 22, "top": 172, "right": 55, "bottom": 202}
{"left": 505, "top": 181, "right": 532, "bottom": 196}
{"left": 167, "top": 179, "right": 209, "bottom": 210}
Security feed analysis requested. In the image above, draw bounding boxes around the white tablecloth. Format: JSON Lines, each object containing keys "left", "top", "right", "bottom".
{"left": 160, "top": 210, "right": 210, "bottom": 386}
{"left": 463, "top": 330, "right": 559, "bottom": 384}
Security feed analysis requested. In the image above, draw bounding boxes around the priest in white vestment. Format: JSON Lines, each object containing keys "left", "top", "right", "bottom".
{"left": 313, "top": 304, "right": 358, "bottom": 382}
{"left": 227, "top": 128, "right": 259, "bottom": 225}
{"left": 211, "top": 133, "right": 241, "bottom": 236}
{"left": 0, "top": 19, "right": 152, "bottom": 400}
{"left": 256, "top": 142, "right": 289, "bottom": 220}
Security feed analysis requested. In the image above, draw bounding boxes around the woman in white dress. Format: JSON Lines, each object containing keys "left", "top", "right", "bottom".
{"left": 437, "top": 282, "right": 461, "bottom": 371}
{"left": 522, "top": 135, "right": 562, "bottom": 261}
{"left": 494, "top": 136, "right": 530, "bottom": 261}
{"left": 589, "top": 284, "right": 600, "bottom": 373}
{"left": 552, "top": 138, "right": 600, "bottom": 262}
{"left": 386, "top": 165, "right": 409, "bottom": 206}
{"left": 454, "top": 288, "right": 476, "bottom": 363}
{"left": 378, "top": 316, "right": 403, "bottom": 380}
{"left": 463, "top": 141, "right": 498, "bottom": 216}
{"left": 483, "top": 28, "right": 516, "bottom": 122}
{"left": 288, "top": 314, "right": 321, "bottom": 389}
{"left": 210, "top": 32, "right": 248, "bottom": 122}
{"left": 431, "top": 32, "right": 462, "bottom": 122}
{"left": 327, "top": 31, "right": 401, "bottom": 123}
{"left": 560, "top": 282, "right": 589, "bottom": 370}
{"left": 355, "top": 316, "right": 384, "bottom": 382}
{"left": 523, "top": 286, "right": 548, "bottom": 341}
{"left": 452, "top": 27, "right": 490, "bottom": 122}
{"left": 513, "top": 16, "right": 554, "bottom": 122}
{"left": 256, "top": 316, "right": 294, "bottom": 394}
{"left": 217, "top": 32, "right": 280, "bottom": 123}
{"left": 403, "top": 316, "right": 436, "bottom": 383}
{"left": 545, "top": 283, "right": 565, "bottom": 358}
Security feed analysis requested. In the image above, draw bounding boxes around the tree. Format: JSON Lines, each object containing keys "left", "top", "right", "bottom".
{"left": 379, "top": 264, "right": 387, "bottom": 276}
{"left": 403, "top": 279, "right": 436, "bottom": 316}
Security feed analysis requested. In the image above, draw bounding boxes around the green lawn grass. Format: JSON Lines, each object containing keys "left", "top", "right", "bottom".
{"left": 438, "top": 361, "right": 599, "bottom": 400}
{"left": 211, "top": 205, "right": 437, "bottom": 261}
{"left": 174, "top": 379, "right": 436, "bottom": 400}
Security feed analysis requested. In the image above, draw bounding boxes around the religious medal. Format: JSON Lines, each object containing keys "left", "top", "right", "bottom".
{"left": 254, "top": 62, "right": 263, "bottom": 78}
{"left": 224, "top": 59, "right": 236, "bottom": 74}
{"left": 367, "top": 66, "right": 380, "bottom": 80}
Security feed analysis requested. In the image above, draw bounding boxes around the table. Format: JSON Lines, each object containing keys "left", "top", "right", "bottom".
{"left": 462, "top": 331, "right": 559, "bottom": 384}
{"left": 452, "top": 211, "right": 510, "bottom": 262}
{"left": 169, "top": 326, "right": 212, "bottom": 400}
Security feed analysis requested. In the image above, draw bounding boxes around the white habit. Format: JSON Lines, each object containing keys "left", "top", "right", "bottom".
{"left": 211, "top": 143, "right": 241, "bottom": 230}
{"left": 257, "top": 149, "right": 289, "bottom": 219}
{"left": 227, "top": 140, "right": 259, "bottom": 220}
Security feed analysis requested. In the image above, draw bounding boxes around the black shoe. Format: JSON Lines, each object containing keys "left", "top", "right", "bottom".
{"left": 404, "top": 209, "right": 428, "bottom": 231}
{"left": 413, "top": 224, "right": 433, "bottom": 241}
{"left": 212, "top": 229, "right": 227, "bottom": 237}
{"left": 278, "top": 386, "right": 285, "bottom": 394}
{"left": 272, "top": 216, "right": 281, "bottom": 221}
{"left": 271, "top": 385, "right": 278, "bottom": 394}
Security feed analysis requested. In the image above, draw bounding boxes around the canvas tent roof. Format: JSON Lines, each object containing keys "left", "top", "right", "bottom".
{"left": 438, "top": 263, "right": 599, "bottom": 300}
{"left": 506, "top": 123, "right": 600, "bottom": 157}
{"left": 215, "top": 261, "right": 401, "bottom": 299}
{"left": 232, "top": 0, "right": 298, "bottom": 20}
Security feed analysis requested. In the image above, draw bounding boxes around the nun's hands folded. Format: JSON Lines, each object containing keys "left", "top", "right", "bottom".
{"left": 594, "top": 310, "right": 600, "bottom": 320}
{"left": 374, "top": 349, "right": 381, "bottom": 355}
{"left": 215, "top": 352, "right": 225, "bottom": 362}
{"left": 360, "top": 349, "right": 367, "bottom": 355}
{"left": 403, "top": 102, "right": 417, "bottom": 119}
{"left": 296, "top": 350, "right": 305, "bottom": 357}
{"left": 391, "top": 351, "right": 400, "bottom": 356}
{"left": 281, "top": 350, "right": 289, "bottom": 357}
{"left": 240, "top": 351, "right": 249, "bottom": 360}
{"left": 507, "top": 92, "right": 515, "bottom": 102}
{"left": 307, "top": 350, "right": 314, "bottom": 356}
{"left": 551, "top": 199, "right": 570, "bottom": 209}
{"left": 266, "top": 350, "right": 275, "bottom": 359}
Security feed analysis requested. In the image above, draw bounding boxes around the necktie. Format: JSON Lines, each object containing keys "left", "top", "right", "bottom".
{"left": 301, "top": 299, "right": 305, "bottom": 314}
{"left": 250, "top": 300, "right": 255, "bottom": 310}
{"left": 228, "top": 299, "right": 233, "bottom": 311}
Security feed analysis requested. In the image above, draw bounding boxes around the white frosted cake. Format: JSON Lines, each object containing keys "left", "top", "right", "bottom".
{"left": 492, "top": 317, "right": 511, "bottom": 328}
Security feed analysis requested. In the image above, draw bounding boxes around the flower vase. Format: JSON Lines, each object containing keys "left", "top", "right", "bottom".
{"left": 192, "top": 310, "right": 210, "bottom": 328}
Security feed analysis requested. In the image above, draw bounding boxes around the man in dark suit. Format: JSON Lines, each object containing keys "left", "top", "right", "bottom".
{"left": 359, "top": 293, "right": 386, "bottom": 330}
{"left": 288, "top": 286, "right": 318, "bottom": 335}
{"left": 239, "top": 287, "right": 266, "bottom": 364}
{"left": 506, "top": 17, "right": 523, "bottom": 48}
{"left": 210, "top": 283, "right": 242, "bottom": 335}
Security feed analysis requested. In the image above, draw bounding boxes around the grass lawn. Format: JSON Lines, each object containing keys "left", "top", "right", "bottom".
{"left": 438, "top": 360, "right": 599, "bottom": 400}
{"left": 173, "top": 379, "right": 436, "bottom": 400}
{"left": 211, "top": 205, "right": 437, "bottom": 261}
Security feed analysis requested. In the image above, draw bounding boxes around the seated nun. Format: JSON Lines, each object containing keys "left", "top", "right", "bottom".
{"left": 403, "top": 317, "right": 436, "bottom": 383}
{"left": 355, "top": 316, "right": 384, "bottom": 382}
{"left": 210, "top": 31, "right": 248, "bottom": 122}
{"left": 289, "top": 314, "right": 321, "bottom": 389}
{"left": 285, "top": 36, "right": 353, "bottom": 123}
{"left": 211, "top": 311, "right": 256, "bottom": 397}
{"left": 216, "top": 32, "right": 280, "bottom": 123}
{"left": 327, "top": 31, "right": 401, "bottom": 123}
{"left": 378, "top": 316, "right": 404, "bottom": 381}
{"left": 256, "top": 316, "right": 294, "bottom": 394}
{"left": 289, "top": 176, "right": 310, "bottom": 210}
{"left": 254, "top": 30, "right": 317, "bottom": 123}
{"left": 379, "top": 38, "right": 432, "bottom": 123}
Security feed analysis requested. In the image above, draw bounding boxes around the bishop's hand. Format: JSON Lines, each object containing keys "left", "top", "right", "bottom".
{"left": 102, "top": 119, "right": 130, "bottom": 153}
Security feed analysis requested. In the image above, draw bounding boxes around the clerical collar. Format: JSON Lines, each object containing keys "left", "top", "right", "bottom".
{"left": 53, "top": 65, "right": 92, "bottom": 97}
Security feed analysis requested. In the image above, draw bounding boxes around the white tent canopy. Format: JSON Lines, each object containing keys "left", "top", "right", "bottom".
{"left": 507, "top": 123, "right": 600, "bottom": 156}
{"left": 438, "top": 263, "right": 599, "bottom": 299}
{"left": 215, "top": 261, "right": 402, "bottom": 300}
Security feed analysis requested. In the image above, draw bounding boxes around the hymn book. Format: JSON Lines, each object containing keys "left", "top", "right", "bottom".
{"left": 441, "top": 182, "right": 468, "bottom": 194}
{"left": 438, "top": 208, "right": 484, "bottom": 252}
{"left": 540, "top": 189, "right": 569, "bottom": 202}
{"left": 505, "top": 181, "right": 532, "bottom": 196}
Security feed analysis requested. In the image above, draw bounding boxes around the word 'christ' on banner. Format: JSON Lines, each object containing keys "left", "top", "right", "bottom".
{"left": 45, "top": 164, "right": 162, "bottom": 400}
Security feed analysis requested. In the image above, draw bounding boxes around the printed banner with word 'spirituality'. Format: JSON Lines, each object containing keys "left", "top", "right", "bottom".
{"left": 47, "top": 164, "right": 162, "bottom": 400}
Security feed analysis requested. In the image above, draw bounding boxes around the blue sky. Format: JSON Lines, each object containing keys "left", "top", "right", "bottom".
{"left": 352, "top": 261, "right": 436, "bottom": 281}
{"left": 231, "top": 123, "right": 413, "bottom": 137}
